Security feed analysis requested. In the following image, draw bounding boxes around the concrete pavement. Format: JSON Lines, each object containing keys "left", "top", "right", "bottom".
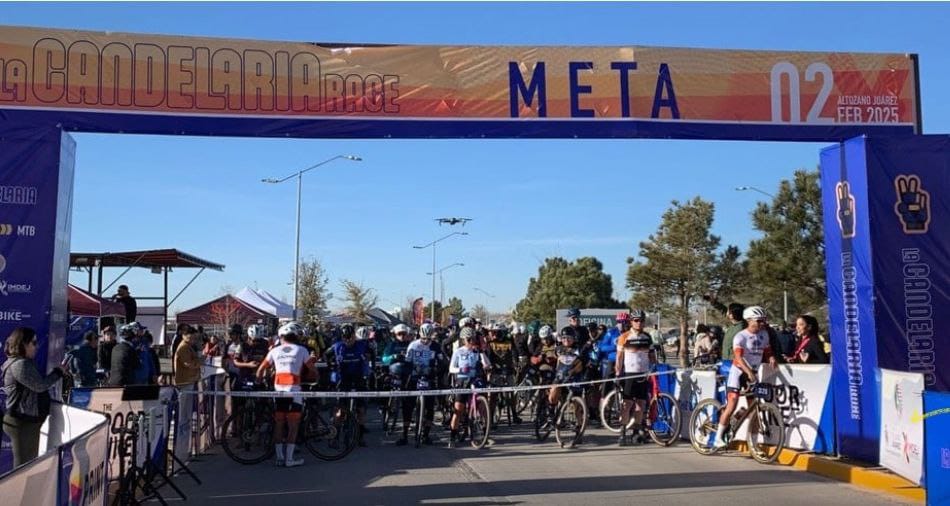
{"left": 164, "top": 417, "right": 913, "bottom": 505}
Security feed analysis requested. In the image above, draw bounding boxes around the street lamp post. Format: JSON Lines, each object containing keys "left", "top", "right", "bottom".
{"left": 413, "top": 232, "right": 468, "bottom": 321}
{"left": 427, "top": 262, "right": 464, "bottom": 307}
{"left": 735, "top": 185, "right": 788, "bottom": 322}
{"left": 734, "top": 185, "right": 776, "bottom": 199}
{"left": 262, "top": 154, "right": 362, "bottom": 320}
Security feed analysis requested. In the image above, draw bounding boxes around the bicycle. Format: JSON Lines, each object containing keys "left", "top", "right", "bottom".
{"left": 409, "top": 374, "right": 436, "bottom": 448}
{"left": 688, "top": 382, "right": 786, "bottom": 464}
{"left": 300, "top": 385, "right": 359, "bottom": 461}
{"left": 220, "top": 379, "right": 275, "bottom": 465}
{"left": 489, "top": 368, "right": 519, "bottom": 427}
{"left": 534, "top": 379, "right": 587, "bottom": 448}
{"left": 599, "top": 372, "right": 681, "bottom": 446}
{"left": 454, "top": 380, "right": 491, "bottom": 449}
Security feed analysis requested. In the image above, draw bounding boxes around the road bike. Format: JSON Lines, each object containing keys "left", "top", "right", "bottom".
{"left": 599, "top": 372, "right": 681, "bottom": 445}
{"left": 688, "top": 382, "right": 786, "bottom": 464}
{"left": 220, "top": 380, "right": 275, "bottom": 464}
{"left": 535, "top": 379, "right": 587, "bottom": 448}
{"left": 453, "top": 380, "right": 491, "bottom": 449}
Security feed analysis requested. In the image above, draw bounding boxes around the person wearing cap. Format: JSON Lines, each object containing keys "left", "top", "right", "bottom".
{"left": 108, "top": 324, "right": 141, "bottom": 386}
{"left": 564, "top": 308, "right": 591, "bottom": 349}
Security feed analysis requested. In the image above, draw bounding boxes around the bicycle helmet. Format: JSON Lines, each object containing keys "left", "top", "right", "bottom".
{"left": 538, "top": 325, "right": 553, "bottom": 340}
{"left": 558, "top": 326, "right": 577, "bottom": 341}
{"left": 566, "top": 308, "right": 581, "bottom": 318}
{"left": 459, "top": 327, "right": 477, "bottom": 343}
{"left": 615, "top": 311, "right": 630, "bottom": 322}
{"left": 490, "top": 322, "right": 505, "bottom": 332}
{"left": 392, "top": 323, "right": 410, "bottom": 336}
{"left": 247, "top": 324, "right": 267, "bottom": 340}
{"left": 629, "top": 309, "right": 646, "bottom": 320}
{"left": 458, "top": 317, "right": 474, "bottom": 328}
{"left": 356, "top": 326, "right": 371, "bottom": 340}
{"left": 278, "top": 321, "right": 305, "bottom": 338}
{"left": 419, "top": 322, "right": 435, "bottom": 340}
{"left": 340, "top": 324, "right": 356, "bottom": 340}
{"left": 743, "top": 306, "right": 768, "bottom": 321}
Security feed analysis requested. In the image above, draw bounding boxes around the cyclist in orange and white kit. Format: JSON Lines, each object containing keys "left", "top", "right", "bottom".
{"left": 614, "top": 309, "right": 654, "bottom": 446}
{"left": 713, "top": 306, "right": 777, "bottom": 450}
{"left": 256, "top": 322, "right": 317, "bottom": 467}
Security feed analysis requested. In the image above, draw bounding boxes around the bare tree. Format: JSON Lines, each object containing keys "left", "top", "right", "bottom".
{"left": 341, "top": 280, "right": 378, "bottom": 324}
{"left": 297, "top": 257, "right": 332, "bottom": 325}
{"left": 208, "top": 298, "right": 250, "bottom": 334}
{"left": 470, "top": 304, "right": 490, "bottom": 323}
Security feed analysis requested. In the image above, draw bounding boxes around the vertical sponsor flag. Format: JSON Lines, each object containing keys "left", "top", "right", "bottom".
{"left": 412, "top": 298, "right": 425, "bottom": 326}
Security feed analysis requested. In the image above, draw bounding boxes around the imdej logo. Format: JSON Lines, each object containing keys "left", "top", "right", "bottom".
{"left": 0, "top": 253, "right": 32, "bottom": 296}
{"left": 0, "top": 185, "right": 38, "bottom": 205}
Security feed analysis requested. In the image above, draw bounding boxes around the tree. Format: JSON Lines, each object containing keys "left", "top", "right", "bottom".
{"left": 470, "top": 304, "right": 490, "bottom": 323}
{"left": 514, "top": 256, "right": 623, "bottom": 322}
{"left": 442, "top": 297, "right": 466, "bottom": 323}
{"left": 626, "top": 197, "right": 721, "bottom": 366}
{"left": 703, "top": 245, "right": 751, "bottom": 316}
{"left": 745, "top": 170, "right": 826, "bottom": 323}
{"left": 340, "top": 280, "right": 378, "bottom": 324}
{"left": 296, "top": 257, "right": 332, "bottom": 325}
{"left": 208, "top": 297, "right": 250, "bottom": 333}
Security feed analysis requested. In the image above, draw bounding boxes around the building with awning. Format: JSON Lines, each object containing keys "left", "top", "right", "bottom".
{"left": 175, "top": 294, "right": 276, "bottom": 337}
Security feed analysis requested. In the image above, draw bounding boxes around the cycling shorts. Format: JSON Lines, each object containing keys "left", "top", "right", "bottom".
{"left": 621, "top": 377, "right": 649, "bottom": 401}
{"left": 274, "top": 398, "right": 304, "bottom": 412}
{"left": 726, "top": 367, "right": 751, "bottom": 393}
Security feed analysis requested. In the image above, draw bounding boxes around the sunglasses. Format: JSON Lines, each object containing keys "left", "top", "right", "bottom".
{"left": 631, "top": 318, "right": 643, "bottom": 322}
{"left": 755, "top": 319, "right": 767, "bottom": 324}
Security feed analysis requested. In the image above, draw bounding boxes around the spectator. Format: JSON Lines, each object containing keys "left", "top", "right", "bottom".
{"left": 692, "top": 324, "right": 718, "bottom": 363}
{"left": 97, "top": 327, "right": 117, "bottom": 380}
{"left": 63, "top": 331, "right": 99, "bottom": 387}
{"left": 776, "top": 320, "right": 798, "bottom": 358}
{"left": 787, "top": 315, "right": 830, "bottom": 364}
{"left": 112, "top": 284, "right": 137, "bottom": 323}
{"left": 170, "top": 323, "right": 192, "bottom": 368}
{"left": 721, "top": 303, "right": 746, "bottom": 361}
{"left": 139, "top": 330, "right": 160, "bottom": 385}
{"left": 108, "top": 325, "right": 140, "bottom": 386}
{"left": 174, "top": 328, "right": 202, "bottom": 386}
{"left": 203, "top": 334, "right": 223, "bottom": 358}
{"left": 2, "top": 327, "right": 65, "bottom": 467}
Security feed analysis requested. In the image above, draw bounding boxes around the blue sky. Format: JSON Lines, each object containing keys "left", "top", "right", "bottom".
{"left": 7, "top": 2, "right": 949, "bottom": 315}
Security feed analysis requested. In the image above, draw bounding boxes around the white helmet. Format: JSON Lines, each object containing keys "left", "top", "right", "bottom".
{"left": 419, "top": 323, "right": 435, "bottom": 340}
{"left": 392, "top": 323, "right": 410, "bottom": 335}
{"left": 278, "top": 321, "right": 306, "bottom": 339}
{"left": 514, "top": 323, "right": 526, "bottom": 335}
{"left": 539, "top": 325, "right": 553, "bottom": 339}
{"left": 356, "top": 326, "right": 371, "bottom": 340}
{"left": 458, "top": 317, "right": 474, "bottom": 328}
{"left": 742, "top": 306, "right": 768, "bottom": 321}
{"left": 247, "top": 324, "right": 267, "bottom": 340}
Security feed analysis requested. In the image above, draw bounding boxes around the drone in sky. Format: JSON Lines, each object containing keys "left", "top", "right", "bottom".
{"left": 435, "top": 217, "right": 473, "bottom": 226}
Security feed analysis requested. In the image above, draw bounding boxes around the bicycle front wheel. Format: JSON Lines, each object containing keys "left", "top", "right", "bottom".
{"left": 748, "top": 402, "right": 786, "bottom": 464}
{"left": 221, "top": 403, "right": 275, "bottom": 465}
{"left": 555, "top": 395, "right": 587, "bottom": 448}
{"left": 688, "top": 398, "right": 722, "bottom": 456}
{"left": 647, "top": 392, "right": 682, "bottom": 446}
{"left": 304, "top": 403, "right": 358, "bottom": 461}
{"left": 599, "top": 389, "right": 635, "bottom": 433}
{"left": 534, "top": 394, "right": 553, "bottom": 442}
{"left": 469, "top": 396, "right": 491, "bottom": 449}
{"left": 514, "top": 377, "right": 534, "bottom": 417}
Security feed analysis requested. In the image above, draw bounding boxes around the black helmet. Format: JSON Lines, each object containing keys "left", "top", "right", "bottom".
{"left": 566, "top": 308, "right": 581, "bottom": 318}
{"left": 629, "top": 309, "right": 647, "bottom": 320}
{"left": 558, "top": 326, "right": 577, "bottom": 340}
{"left": 586, "top": 322, "right": 598, "bottom": 332}
{"left": 340, "top": 324, "right": 355, "bottom": 340}
{"left": 229, "top": 324, "right": 243, "bottom": 336}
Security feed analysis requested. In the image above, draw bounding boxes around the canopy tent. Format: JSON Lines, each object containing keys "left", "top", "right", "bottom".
{"left": 176, "top": 294, "right": 276, "bottom": 334}
{"left": 234, "top": 287, "right": 294, "bottom": 320}
{"left": 67, "top": 284, "right": 126, "bottom": 318}
{"left": 326, "top": 308, "right": 404, "bottom": 328}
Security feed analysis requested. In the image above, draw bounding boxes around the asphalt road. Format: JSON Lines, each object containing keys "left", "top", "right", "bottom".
{"left": 163, "top": 413, "right": 913, "bottom": 506}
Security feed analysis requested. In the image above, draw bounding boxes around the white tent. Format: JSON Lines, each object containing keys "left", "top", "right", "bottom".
{"left": 234, "top": 287, "right": 294, "bottom": 319}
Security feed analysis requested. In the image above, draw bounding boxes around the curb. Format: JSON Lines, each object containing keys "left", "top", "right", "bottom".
{"left": 733, "top": 443, "right": 925, "bottom": 503}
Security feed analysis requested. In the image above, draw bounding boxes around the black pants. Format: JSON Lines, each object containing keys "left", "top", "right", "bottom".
{"left": 3, "top": 414, "right": 44, "bottom": 468}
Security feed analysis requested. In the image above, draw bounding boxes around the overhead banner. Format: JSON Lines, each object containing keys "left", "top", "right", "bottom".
{"left": 880, "top": 369, "right": 924, "bottom": 484}
{"left": 862, "top": 136, "right": 950, "bottom": 392}
{"left": 0, "top": 25, "right": 918, "bottom": 141}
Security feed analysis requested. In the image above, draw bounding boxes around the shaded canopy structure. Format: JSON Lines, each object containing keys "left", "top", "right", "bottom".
{"left": 235, "top": 287, "right": 294, "bottom": 320}
{"left": 326, "top": 308, "right": 404, "bottom": 328}
{"left": 67, "top": 284, "right": 126, "bottom": 318}
{"left": 70, "top": 248, "right": 225, "bottom": 343}
{"left": 176, "top": 294, "right": 276, "bottom": 334}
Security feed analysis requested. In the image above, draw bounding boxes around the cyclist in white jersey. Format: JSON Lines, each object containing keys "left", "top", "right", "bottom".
{"left": 713, "top": 306, "right": 776, "bottom": 450}
{"left": 614, "top": 309, "right": 654, "bottom": 446}
{"left": 257, "top": 321, "right": 316, "bottom": 467}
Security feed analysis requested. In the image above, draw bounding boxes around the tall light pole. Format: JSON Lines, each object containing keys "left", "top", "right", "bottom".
{"left": 735, "top": 185, "right": 788, "bottom": 322}
{"left": 473, "top": 287, "right": 495, "bottom": 298}
{"left": 262, "top": 154, "right": 362, "bottom": 319}
{"left": 413, "top": 232, "right": 468, "bottom": 320}
{"left": 427, "top": 263, "right": 464, "bottom": 306}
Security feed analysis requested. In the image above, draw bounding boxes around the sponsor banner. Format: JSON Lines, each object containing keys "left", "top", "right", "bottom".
{"left": 819, "top": 139, "right": 882, "bottom": 463}
{"left": 412, "top": 298, "right": 425, "bottom": 326}
{"left": 760, "top": 364, "right": 836, "bottom": 453}
{"left": 923, "top": 391, "right": 950, "bottom": 505}
{"left": 0, "top": 26, "right": 918, "bottom": 141}
{"left": 0, "top": 127, "right": 74, "bottom": 374}
{"left": 863, "top": 136, "right": 950, "bottom": 392}
{"left": 58, "top": 424, "right": 108, "bottom": 506}
{"left": 0, "top": 451, "right": 59, "bottom": 506}
{"left": 69, "top": 387, "right": 174, "bottom": 478}
{"left": 880, "top": 369, "right": 924, "bottom": 484}
{"left": 555, "top": 309, "right": 620, "bottom": 332}
{"left": 674, "top": 368, "right": 717, "bottom": 440}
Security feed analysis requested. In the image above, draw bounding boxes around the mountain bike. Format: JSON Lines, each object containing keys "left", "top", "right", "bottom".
{"left": 535, "top": 380, "right": 587, "bottom": 448}
{"left": 221, "top": 380, "right": 275, "bottom": 464}
{"left": 688, "top": 382, "right": 786, "bottom": 464}
{"left": 454, "top": 380, "right": 491, "bottom": 449}
{"left": 301, "top": 385, "right": 359, "bottom": 461}
{"left": 600, "top": 373, "right": 681, "bottom": 445}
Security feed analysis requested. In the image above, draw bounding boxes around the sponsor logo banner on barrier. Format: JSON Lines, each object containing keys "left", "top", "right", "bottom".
{"left": 924, "top": 391, "right": 950, "bottom": 505}
{"left": 0, "top": 451, "right": 59, "bottom": 506}
{"left": 674, "top": 369, "right": 716, "bottom": 440}
{"left": 880, "top": 369, "right": 924, "bottom": 484}
{"left": 760, "top": 364, "right": 835, "bottom": 453}
{"left": 58, "top": 425, "right": 108, "bottom": 506}
{"left": 0, "top": 26, "right": 918, "bottom": 140}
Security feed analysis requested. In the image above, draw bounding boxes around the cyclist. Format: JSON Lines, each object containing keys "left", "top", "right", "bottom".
{"left": 256, "top": 322, "right": 316, "bottom": 467}
{"left": 543, "top": 327, "right": 587, "bottom": 422}
{"left": 614, "top": 309, "right": 655, "bottom": 446}
{"left": 382, "top": 324, "right": 412, "bottom": 366}
{"left": 447, "top": 327, "right": 492, "bottom": 448}
{"left": 487, "top": 322, "right": 522, "bottom": 424}
{"left": 713, "top": 305, "right": 777, "bottom": 450}
{"left": 399, "top": 322, "right": 443, "bottom": 445}
{"left": 565, "top": 308, "right": 591, "bottom": 349}
{"left": 328, "top": 324, "right": 371, "bottom": 447}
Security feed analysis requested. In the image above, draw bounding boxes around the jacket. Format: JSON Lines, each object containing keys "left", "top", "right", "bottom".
{"left": 108, "top": 341, "right": 140, "bottom": 386}
{"left": 174, "top": 341, "right": 202, "bottom": 385}
{"left": 2, "top": 357, "right": 62, "bottom": 421}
